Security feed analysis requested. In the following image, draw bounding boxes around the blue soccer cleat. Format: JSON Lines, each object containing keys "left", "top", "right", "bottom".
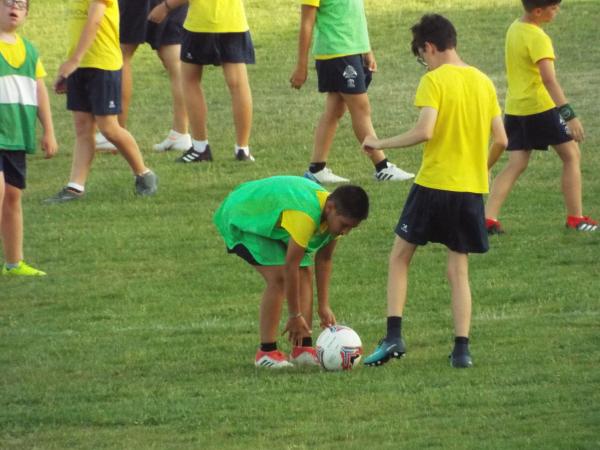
{"left": 363, "top": 338, "right": 406, "bottom": 366}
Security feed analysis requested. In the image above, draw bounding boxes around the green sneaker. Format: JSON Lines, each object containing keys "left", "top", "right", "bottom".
{"left": 364, "top": 338, "right": 405, "bottom": 366}
{"left": 2, "top": 261, "right": 46, "bottom": 276}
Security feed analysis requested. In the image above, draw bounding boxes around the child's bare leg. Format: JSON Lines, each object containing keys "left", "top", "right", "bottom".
{"left": 311, "top": 93, "right": 346, "bottom": 163}
{"left": 157, "top": 44, "right": 188, "bottom": 134}
{"left": 485, "top": 150, "right": 531, "bottom": 219}
{"left": 299, "top": 266, "right": 313, "bottom": 332}
{"left": 119, "top": 43, "right": 139, "bottom": 128}
{"left": 222, "top": 63, "right": 252, "bottom": 147}
{"left": 181, "top": 62, "right": 207, "bottom": 141}
{"left": 1, "top": 184, "right": 22, "bottom": 264}
{"left": 254, "top": 266, "right": 286, "bottom": 343}
{"left": 553, "top": 141, "right": 582, "bottom": 217}
{"left": 341, "top": 92, "right": 386, "bottom": 165}
{"left": 69, "top": 111, "right": 96, "bottom": 186}
{"left": 96, "top": 115, "right": 147, "bottom": 175}
{"left": 447, "top": 251, "right": 471, "bottom": 337}
{"left": 387, "top": 236, "right": 417, "bottom": 317}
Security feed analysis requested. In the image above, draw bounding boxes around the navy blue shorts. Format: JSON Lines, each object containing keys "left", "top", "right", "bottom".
{"left": 227, "top": 244, "right": 262, "bottom": 266}
{"left": 0, "top": 150, "right": 26, "bottom": 189}
{"left": 66, "top": 68, "right": 122, "bottom": 116}
{"left": 119, "top": 0, "right": 187, "bottom": 50}
{"left": 505, "top": 108, "right": 572, "bottom": 151}
{"left": 181, "top": 30, "right": 256, "bottom": 66}
{"left": 316, "top": 54, "right": 372, "bottom": 94}
{"left": 395, "top": 184, "right": 489, "bottom": 254}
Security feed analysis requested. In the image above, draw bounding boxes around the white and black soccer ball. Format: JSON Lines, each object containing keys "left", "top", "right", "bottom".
{"left": 316, "top": 325, "right": 363, "bottom": 371}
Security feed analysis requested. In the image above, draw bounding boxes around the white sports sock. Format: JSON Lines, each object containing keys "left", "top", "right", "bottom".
{"left": 192, "top": 139, "right": 208, "bottom": 153}
{"left": 67, "top": 182, "right": 85, "bottom": 192}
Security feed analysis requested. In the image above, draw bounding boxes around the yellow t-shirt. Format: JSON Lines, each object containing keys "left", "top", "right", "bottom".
{"left": 505, "top": 20, "right": 555, "bottom": 115}
{"left": 414, "top": 65, "right": 501, "bottom": 194}
{"left": 0, "top": 35, "right": 46, "bottom": 78}
{"left": 280, "top": 191, "right": 329, "bottom": 248}
{"left": 184, "top": 0, "right": 249, "bottom": 33}
{"left": 67, "top": 0, "right": 122, "bottom": 71}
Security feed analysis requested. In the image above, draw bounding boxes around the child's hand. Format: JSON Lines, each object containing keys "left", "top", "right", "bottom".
{"left": 567, "top": 117, "right": 585, "bottom": 143}
{"left": 283, "top": 315, "right": 311, "bottom": 346}
{"left": 362, "top": 135, "right": 379, "bottom": 153}
{"left": 41, "top": 133, "right": 58, "bottom": 159}
{"left": 364, "top": 51, "right": 377, "bottom": 72}
{"left": 53, "top": 75, "right": 67, "bottom": 94}
{"left": 290, "top": 66, "right": 308, "bottom": 89}
{"left": 318, "top": 306, "right": 336, "bottom": 328}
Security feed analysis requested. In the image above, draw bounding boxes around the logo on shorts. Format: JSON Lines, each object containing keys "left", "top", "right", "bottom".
{"left": 343, "top": 65, "right": 358, "bottom": 89}
{"left": 186, "top": 52, "right": 193, "bottom": 60}
{"left": 400, "top": 223, "right": 408, "bottom": 233}
{"left": 108, "top": 100, "right": 116, "bottom": 110}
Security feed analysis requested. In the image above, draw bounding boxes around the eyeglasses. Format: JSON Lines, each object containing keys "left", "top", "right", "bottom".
{"left": 416, "top": 55, "right": 428, "bottom": 68}
{"left": 3, "top": 0, "right": 28, "bottom": 10}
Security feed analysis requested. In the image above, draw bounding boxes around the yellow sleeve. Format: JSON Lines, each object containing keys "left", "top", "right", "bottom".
{"left": 281, "top": 210, "right": 318, "bottom": 248}
{"left": 302, "top": 0, "right": 320, "bottom": 6}
{"left": 35, "top": 59, "right": 46, "bottom": 78}
{"left": 414, "top": 74, "right": 439, "bottom": 110}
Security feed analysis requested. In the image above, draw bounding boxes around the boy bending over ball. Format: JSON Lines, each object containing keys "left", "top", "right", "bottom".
{"left": 214, "top": 176, "right": 368, "bottom": 368}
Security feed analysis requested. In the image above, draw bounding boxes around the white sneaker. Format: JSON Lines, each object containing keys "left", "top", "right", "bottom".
{"left": 95, "top": 132, "right": 117, "bottom": 153}
{"left": 153, "top": 131, "right": 192, "bottom": 152}
{"left": 304, "top": 167, "right": 349, "bottom": 184}
{"left": 374, "top": 163, "right": 414, "bottom": 181}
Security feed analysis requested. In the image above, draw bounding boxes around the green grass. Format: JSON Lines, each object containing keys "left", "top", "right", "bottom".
{"left": 2, "top": 0, "right": 599, "bottom": 448}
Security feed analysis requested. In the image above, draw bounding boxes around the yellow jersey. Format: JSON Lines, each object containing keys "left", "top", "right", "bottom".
{"left": 505, "top": 20, "right": 555, "bottom": 115}
{"left": 184, "top": 0, "right": 249, "bottom": 33}
{"left": 414, "top": 64, "right": 501, "bottom": 194}
{"left": 67, "top": 0, "right": 122, "bottom": 71}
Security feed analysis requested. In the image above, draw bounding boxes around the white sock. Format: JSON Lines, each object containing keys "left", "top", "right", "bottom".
{"left": 235, "top": 145, "right": 249, "bottom": 156}
{"left": 67, "top": 182, "right": 85, "bottom": 192}
{"left": 192, "top": 139, "right": 208, "bottom": 153}
{"left": 5, "top": 261, "right": 19, "bottom": 269}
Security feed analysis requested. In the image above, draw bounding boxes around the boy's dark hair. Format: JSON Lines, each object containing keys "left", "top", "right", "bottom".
{"left": 328, "top": 185, "right": 369, "bottom": 221}
{"left": 410, "top": 14, "right": 457, "bottom": 56}
{"left": 522, "top": 0, "right": 561, "bottom": 11}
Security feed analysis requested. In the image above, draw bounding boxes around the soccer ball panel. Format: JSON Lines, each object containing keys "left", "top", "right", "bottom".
{"left": 316, "top": 325, "right": 363, "bottom": 371}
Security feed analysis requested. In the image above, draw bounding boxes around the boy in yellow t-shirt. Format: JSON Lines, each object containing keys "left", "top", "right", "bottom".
{"left": 0, "top": 0, "right": 57, "bottom": 275}
{"left": 149, "top": 0, "right": 255, "bottom": 162}
{"left": 45, "top": 0, "right": 158, "bottom": 203}
{"left": 361, "top": 14, "right": 507, "bottom": 369}
{"left": 485, "top": 0, "right": 597, "bottom": 233}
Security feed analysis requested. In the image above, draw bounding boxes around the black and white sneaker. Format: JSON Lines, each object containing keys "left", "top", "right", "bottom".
{"left": 449, "top": 351, "right": 473, "bottom": 368}
{"left": 235, "top": 148, "right": 255, "bottom": 162}
{"left": 176, "top": 145, "right": 213, "bottom": 163}
{"left": 374, "top": 163, "right": 414, "bottom": 181}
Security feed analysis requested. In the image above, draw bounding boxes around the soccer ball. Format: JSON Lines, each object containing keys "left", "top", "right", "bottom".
{"left": 316, "top": 325, "right": 363, "bottom": 371}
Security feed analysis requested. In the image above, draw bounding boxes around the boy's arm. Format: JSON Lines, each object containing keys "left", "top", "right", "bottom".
{"left": 487, "top": 115, "right": 508, "bottom": 170}
{"left": 148, "top": 0, "right": 188, "bottom": 23}
{"left": 538, "top": 58, "right": 584, "bottom": 142}
{"left": 290, "top": 5, "right": 317, "bottom": 89}
{"left": 363, "top": 106, "right": 437, "bottom": 151}
{"left": 314, "top": 239, "right": 337, "bottom": 328}
{"left": 36, "top": 79, "right": 58, "bottom": 159}
{"left": 281, "top": 240, "right": 312, "bottom": 345}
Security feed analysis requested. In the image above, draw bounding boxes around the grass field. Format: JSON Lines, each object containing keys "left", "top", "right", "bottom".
{"left": 2, "top": 0, "right": 599, "bottom": 448}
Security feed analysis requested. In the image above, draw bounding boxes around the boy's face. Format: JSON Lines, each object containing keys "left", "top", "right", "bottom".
{"left": 324, "top": 203, "right": 362, "bottom": 237}
{"left": 533, "top": 4, "right": 560, "bottom": 23}
{"left": 0, "top": 0, "right": 28, "bottom": 31}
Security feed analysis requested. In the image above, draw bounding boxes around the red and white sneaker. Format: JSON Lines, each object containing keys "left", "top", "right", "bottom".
{"left": 566, "top": 215, "right": 598, "bottom": 232}
{"left": 289, "top": 346, "right": 319, "bottom": 367}
{"left": 255, "top": 350, "right": 293, "bottom": 369}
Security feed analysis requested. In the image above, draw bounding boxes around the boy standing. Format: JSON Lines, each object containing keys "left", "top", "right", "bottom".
{"left": 290, "top": 0, "right": 413, "bottom": 183}
{"left": 46, "top": 0, "right": 158, "bottom": 203}
{"left": 149, "top": 0, "right": 255, "bottom": 163}
{"left": 362, "top": 15, "right": 507, "bottom": 368}
{"left": 0, "top": 0, "right": 57, "bottom": 275}
{"left": 485, "top": 0, "right": 597, "bottom": 233}
{"left": 214, "top": 176, "right": 369, "bottom": 368}
{"left": 96, "top": 0, "right": 191, "bottom": 153}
